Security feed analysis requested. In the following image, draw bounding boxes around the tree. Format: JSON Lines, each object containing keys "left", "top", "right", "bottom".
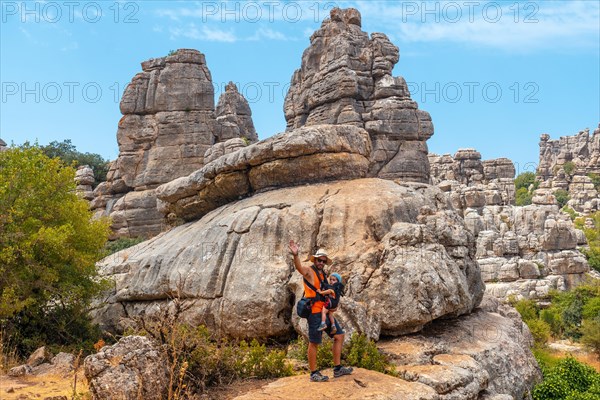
{"left": 40, "top": 139, "right": 110, "bottom": 186}
{"left": 554, "top": 189, "right": 570, "bottom": 208}
{"left": 515, "top": 172, "right": 537, "bottom": 191}
{"left": 0, "top": 145, "right": 110, "bottom": 354}
{"left": 516, "top": 187, "right": 533, "bottom": 206}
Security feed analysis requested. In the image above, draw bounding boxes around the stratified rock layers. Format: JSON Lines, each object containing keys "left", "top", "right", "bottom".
{"left": 91, "top": 49, "right": 256, "bottom": 238}
{"left": 284, "top": 8, "right": 433, "bottom": 183}
{"left": 94, "top": 178, "right": 484, "bottom": 340}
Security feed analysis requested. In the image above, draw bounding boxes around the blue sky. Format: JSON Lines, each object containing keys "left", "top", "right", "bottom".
{"left": 1, "top": 1, "right": 599, "bottom": 175}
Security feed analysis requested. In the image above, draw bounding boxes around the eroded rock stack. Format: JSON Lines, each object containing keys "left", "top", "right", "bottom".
{"left": 537, "top": 124, "right": 600, "bottom": 213}
{"left": 284, "top": 8, "right": 433, "bottom": 183}
{"left": 75, "top": 165, "right": 95, "bottom": 201}
{"left": 429, "top": 149, "right": 590, "bottom": 300}
{"left": 429, "top": 149, "right": 516, "bottom": 209}
{"left": 90, "top": 49, "right": 257, "bottom": 238}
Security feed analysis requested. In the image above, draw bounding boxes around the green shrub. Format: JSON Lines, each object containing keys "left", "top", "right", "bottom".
{"left": 563, "top": 161, "right": 576, "bottom": 176}
{"left": 562, "top": 206, "right": 578, "bottom": 221}
{"left": 580, "top": 319, "right": 600, "bottom": 357}
{"left": 104, "top": 237, "right": 146, "bottom": 256}
{"left": 343, "top": 333, "right": 394, "bottom": 375}
{"left": 516, "top": 187, "right": 533, "bottom": 206}
{"left": 515, "top": 172, "right": 537, "bottom": 191}
{"left": 514, "top": 299, "right": 539, "bottom": 322}
{"left": 554, "top": 189, "right": 571, "bottom": 208}
{"left": 588, "top": 173, "right": 600, "bottom": 192}
{"left": 541, "top": 308, "right": 563, "bottom": 338}
{"left": 533, "top": 356, "right": 600, "bottom": 400}
{"left": 528, "top": 319, "right": 552, "bottom": 347}
{"left": 132, "top": 297, "right": 293, "bottom": 397}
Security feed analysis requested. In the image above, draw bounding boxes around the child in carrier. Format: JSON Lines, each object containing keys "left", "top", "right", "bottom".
{"left": 317, "top": 272, "right": 344, "bottom": 334}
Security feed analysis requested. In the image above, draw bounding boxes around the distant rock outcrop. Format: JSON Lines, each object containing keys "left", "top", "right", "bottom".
{"left": 90, "top": 49, "right": 257, "bottom": 239}
{"left": 0, "top": 138, "right": 7, "bottom": 151}
{"left": 429, "top": 149, "right": 590, "bottom": 300}
{"left": 537, "top": 124, "right": 600, "bottom": 214}
{"left": 284, "top": 8, "right": 434, "bottom": 183}
{"left": 75, "top": 165, "right": 95, "bottom": 201}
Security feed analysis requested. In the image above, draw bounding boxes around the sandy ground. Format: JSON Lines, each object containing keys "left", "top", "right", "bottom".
{"left": 0, "top": 370, "right": 89, "bottom": 399}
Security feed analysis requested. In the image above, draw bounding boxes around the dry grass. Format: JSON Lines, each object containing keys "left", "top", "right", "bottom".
{"left": 549, "top": 350, "right": 600, "bottom": 372}
{"left": 0, "top": 329, "right": 21, "bottom": 373}
{"left": 0, "top": 371, "right": 90, "bottom": 400}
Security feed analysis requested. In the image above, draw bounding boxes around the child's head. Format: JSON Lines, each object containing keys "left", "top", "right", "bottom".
{"left": 329, "top": 273, "right": 342, "bottom": 285}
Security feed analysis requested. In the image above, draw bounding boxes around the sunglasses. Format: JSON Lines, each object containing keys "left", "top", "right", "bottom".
{"left": 315, "top": 258, "right": 327, "bottom": 263}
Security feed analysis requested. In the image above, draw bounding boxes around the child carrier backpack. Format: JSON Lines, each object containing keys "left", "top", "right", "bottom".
{"left": 296, "top": 266, "right": 328, "bottom": 319}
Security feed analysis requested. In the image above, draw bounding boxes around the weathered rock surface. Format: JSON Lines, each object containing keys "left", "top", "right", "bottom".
{"left": 378, "top": 307, "right": 541, "bottom": 399}
{"left": 90, "top": 49, "right": 257, "bottom": 239}
{"left": 84, "top": 336, "right": 168, "bottom": 400}
{"left": 284, "top": 8, "right": 433, "bottom": 183}
{"left": 234, "top": 368, "right": 439, "bottom": 400}
{"left": 95, "top": 178, "right": 483, "bottom": 340}
{"left": 236, "top": 309, "right": 539, "bottom": 400}
{"left": 0, "top": 138, "right": 7, "bottom": 151}
{"left": 156, "top": 124, "right": 372, "bottom": 222}
{"left": 429, "top": 149, "right": 590, "bottom": 300}
{"left": 429, "top": 150, "right": 516, "bottom": 208}
{"left": 75, "top": 165, "right": 95, "bottom": 200}
{"left": 537, "top": 124, "right": 600, "bottom": 213}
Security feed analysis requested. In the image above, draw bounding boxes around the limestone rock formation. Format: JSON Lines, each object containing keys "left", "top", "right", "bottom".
{"left": 0, "top": 138, "right": 7, "bottom": 151}
{"left": 75, "top": 165, "right": 95, "bottom": 200}
{"left": 237, "top": 309, "right": 539, "bottom": 400}
{"left": 537, "top": 124, "right": 600, "bottom": 213}
{"left": 378, "top": 307, "right": 541, "bottom": 399}
{"left": 90, "top": 50, "right": 257, "bottom": 239}
{"left": 429, "top": 150, "right": 589, "bottom": 300}
{"left": 429, "top": 150, "right": 516, "bottom": 208}
{"left": 156, "top": 125, "right": 371, "bottom": 222}
{"left": 84, "top": 336, "right": 168, "bottom": 400}
{"left": 95, "top": 178, "right": 484, "bottom": 340}
{"left": 284, "top": 8, "right": 433, "bottom": 183}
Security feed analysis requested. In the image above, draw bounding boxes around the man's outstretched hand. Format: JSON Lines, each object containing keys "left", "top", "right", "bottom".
{"left": 288, "top": 240, "right": 299, "bottom": 256}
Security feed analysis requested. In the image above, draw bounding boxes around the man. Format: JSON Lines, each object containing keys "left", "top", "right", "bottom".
{"left": 288, "top": 240, "right": 353, "bottom": 382}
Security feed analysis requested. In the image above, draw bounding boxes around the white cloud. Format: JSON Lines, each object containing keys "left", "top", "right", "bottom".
{"left": 247, "top": 27, "right": 289, "bottom": 41}
{"left": 169, "top": 24, "right": 237, "bottom": 42}
{"left": 351, "top": 0, "right": 600, "bottom": 52}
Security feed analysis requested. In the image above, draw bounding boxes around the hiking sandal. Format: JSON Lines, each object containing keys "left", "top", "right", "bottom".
{"left": 310, "top": 371, "right": 329, "bottom": 382}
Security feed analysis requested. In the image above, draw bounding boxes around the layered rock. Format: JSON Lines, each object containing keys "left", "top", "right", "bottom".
{"left": 284, "top": 8, "right": 433, "bottom": 183}
{"left": 429, "top": 150, "right": 516, "bottom": 209}
{"left": 90, "top": 50, "right": 257, "bottom": 239}
{"left": 75, "top": 165, "right": 95, "bottom": 200}
{"left": 94, "top": 178, "right": 484, "bottom": 340}
{"left": 84, "top": 336, "right": 168, "bottom": 400}
{"left": 156, "top": 125, "right": 371, "bottom": 222}
{"left": 429, "top": 149, "right": 590, "bottom": 300}
{"left": 537, "top": 124, "right": 600, "bottom": 213}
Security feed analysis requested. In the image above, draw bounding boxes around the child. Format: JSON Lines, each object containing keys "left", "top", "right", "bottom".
{"left": 317, "top": 273, "right": 344, "bottom": 334}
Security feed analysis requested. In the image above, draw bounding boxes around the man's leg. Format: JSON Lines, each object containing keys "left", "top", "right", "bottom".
{"left": 332, "top": 333, "right": 343, "bottom": 366}
{"left": 308, "top": 342, "right": 318, "bottom": 371}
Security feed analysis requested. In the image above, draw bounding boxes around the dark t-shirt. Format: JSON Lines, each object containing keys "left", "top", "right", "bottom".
{"left": 325, "top": 282, "right": 344, "bottom": 309}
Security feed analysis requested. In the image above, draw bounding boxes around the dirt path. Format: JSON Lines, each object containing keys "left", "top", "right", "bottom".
{"left": 0, "top": 371, "right": 88, "bottom": 400}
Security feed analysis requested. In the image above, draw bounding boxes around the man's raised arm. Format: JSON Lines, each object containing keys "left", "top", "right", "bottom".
{"left": 288, "top": 240, "right": 311, "bottom": 279}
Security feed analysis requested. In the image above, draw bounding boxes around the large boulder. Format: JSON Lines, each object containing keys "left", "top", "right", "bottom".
{"left": 284, "top": 8, "right": 433, "bottom": 183}
{"left": 84, "top": 336, "right": 168, "bottom": 400}
{"left": 156, "top": 124, "right": 372, "bottom": 222}
{"left": 94, "top": 178, "right": 484, "bottom": 340}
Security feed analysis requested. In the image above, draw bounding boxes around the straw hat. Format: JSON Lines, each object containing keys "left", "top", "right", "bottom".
{"left": 309, "top": 249, "right": 333, "bottom": 265}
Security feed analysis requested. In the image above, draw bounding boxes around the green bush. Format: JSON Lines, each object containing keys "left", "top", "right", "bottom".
{"left": 104, "top": 237, "right": 146, "bottom": 256}
{"left": 563, "top": 161, "right": 576, "bottom": 176}
{"left": 580, "top": 319, "right": 600, "bottom": 357}
{"left": 562, "top": 206, "right": 578, "bottom": 221}
{"left": 132, "top": 299, "right": 293, "bottom": 397}
{"left": 343, "top": 333, "right": 395, "bottom": 375}
{"left": 554, "top": 189, "right": 571, "bottom": 208}
{"left": 514, "top": 299, "right": 539, "bottom": 322}
{"left": 532, "top": 356, "right": 600, "bottom": 400}
{"left": 588, "top": 173, "right": 600, "bottom": 192}
{"left": 516, "top": 187, "right": 533, "bottom": 206}
{"left": 515, "top": 172, "right": 537, "bottom": 191}
{"left": 528, "top": 319, "right": 552, "bottom": 347}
